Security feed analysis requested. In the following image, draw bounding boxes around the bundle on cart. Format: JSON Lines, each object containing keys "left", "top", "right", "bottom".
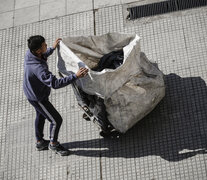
{"left": 57, "top": 33, "right": 165, "bottom": 137}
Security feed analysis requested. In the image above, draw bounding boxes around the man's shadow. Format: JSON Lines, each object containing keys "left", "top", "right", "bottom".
{"left": 63, "top": 73, "right": 207, "bottom": 161}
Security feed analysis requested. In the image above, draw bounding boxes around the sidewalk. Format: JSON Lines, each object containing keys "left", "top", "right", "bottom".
{"left": 0, "top": 0, "right": 138, "bottom": 30}
{"left": 0, "top": 0, "right": 207, "bottom": 179}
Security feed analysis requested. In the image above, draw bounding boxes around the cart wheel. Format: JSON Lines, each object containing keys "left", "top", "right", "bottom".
{"left": 82, "top": 113, "right": 91, "bottom": 121}
{"left": 99, "top": 131, "right": 112, "bottom": 138}
{"left": 99, "top": 130, "right": 122, "bottom": 138}
{"left": 79, "top": 105, "right": 93, "bottom": 117}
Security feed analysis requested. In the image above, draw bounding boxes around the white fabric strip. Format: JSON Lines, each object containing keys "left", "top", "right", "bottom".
{"left": 38, "top": 102, "right": 56, "bottom": 141}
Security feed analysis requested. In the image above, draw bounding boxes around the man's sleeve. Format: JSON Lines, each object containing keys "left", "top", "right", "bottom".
{"left": 36, "top": 67, "right": 77, "bottom": 89}
{"left": 43, "top": 47, "right": 55, "bottom": 58}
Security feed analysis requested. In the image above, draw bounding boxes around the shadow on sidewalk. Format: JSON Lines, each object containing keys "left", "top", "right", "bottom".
{"left": 63, "top": 73, "right": 207, "bottom": 161}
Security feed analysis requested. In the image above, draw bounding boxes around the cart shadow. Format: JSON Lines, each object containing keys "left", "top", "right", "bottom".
{"left": 63, "top": 73, "right": 207, "bottom": 161}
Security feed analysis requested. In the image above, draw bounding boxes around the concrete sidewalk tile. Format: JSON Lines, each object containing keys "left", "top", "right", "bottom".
{"left": 40, "top": 0, "right": 66, "bottom": 21}
{"left": 66, "top": 0, "right": 93, "bottom": 14}
{"left": 0, "top": 11, "right": 13, "bottom": 29}
{"left": 0, "top": 0, "right": 14, "bottom": 13}
{"left": 15, "top": 0, "right": 39, "bottom": 10}
{"left": 120, "top": 0, "right": 141, "bottom": 4}
{"left": 14, "top": 6, "right": 39, "bottom": 26}
{"left": 94, "top": 0, "right": 121, "bottom": 9}
{"left": 40, "top": 0, "right": 57, "bottom": 4}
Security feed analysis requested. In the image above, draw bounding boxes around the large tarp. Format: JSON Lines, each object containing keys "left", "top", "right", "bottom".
{"left": 57, "top": 33, "right": 165, "bottom": 133}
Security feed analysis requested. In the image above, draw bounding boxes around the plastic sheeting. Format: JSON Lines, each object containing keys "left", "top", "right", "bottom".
{"left": 57, "top": 33, "right": 165, "bottom": 133}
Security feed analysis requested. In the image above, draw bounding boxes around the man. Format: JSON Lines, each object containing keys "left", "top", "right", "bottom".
{"left": 23, "top": 35, "right": 88, "bottom": 156}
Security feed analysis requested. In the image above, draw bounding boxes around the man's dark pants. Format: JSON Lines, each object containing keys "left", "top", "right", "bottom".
{"left": 28, "top": 98, "right": 63, "bottom": 142}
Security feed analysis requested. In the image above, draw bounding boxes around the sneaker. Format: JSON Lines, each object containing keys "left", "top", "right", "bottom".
{"left": 36, "top": 139, "right": 50, "bottom": 151}
{"left": 48, "top": 142, "right": 70, "bottom": 156}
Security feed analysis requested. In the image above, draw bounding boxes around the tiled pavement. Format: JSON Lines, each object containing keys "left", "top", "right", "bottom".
{"left": 0, "top": 1, "right": 207, "bottom": 180}
{"left": 0, "top": 0, "right": 137, "bottom": 30}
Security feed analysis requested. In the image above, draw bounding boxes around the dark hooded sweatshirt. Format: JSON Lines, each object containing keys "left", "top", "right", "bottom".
{"left": 23, "top": 47, "right": 77, "bottom": 101}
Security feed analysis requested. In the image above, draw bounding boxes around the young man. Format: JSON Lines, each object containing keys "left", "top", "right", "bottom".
{"left": 23, "top": 35, "right": 88, "bottom": 156}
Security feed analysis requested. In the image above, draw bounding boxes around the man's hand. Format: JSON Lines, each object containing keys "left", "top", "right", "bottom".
{"left": 76, "top": 67, "right": 89, "bottom": 78}
{"left": 53, "top": 38, "right": 62, "bottom": 49}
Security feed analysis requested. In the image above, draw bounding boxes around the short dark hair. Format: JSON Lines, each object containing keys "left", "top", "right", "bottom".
{"left": 27, "top": 35, "right": 45, "bottom": 52}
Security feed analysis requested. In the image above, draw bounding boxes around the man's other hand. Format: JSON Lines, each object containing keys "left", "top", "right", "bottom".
{"left": 53, "top": 38, "right": 62, "bottom": 49}
{"left": 76, "top": 67, "right": 89, "bottom": 78}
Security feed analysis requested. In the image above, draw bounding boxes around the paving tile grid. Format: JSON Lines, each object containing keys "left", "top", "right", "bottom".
{"left": 0, "top": 4, "right": 207, "bottom": 180}
{"left": 95, "top": 5, "right": 207, "bottom": 180}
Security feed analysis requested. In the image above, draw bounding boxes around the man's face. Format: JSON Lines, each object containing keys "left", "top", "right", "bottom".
{"left": 40, "top": 42, "right": 47, "bottom": 53}
{"left": 36, "top": 42, "right": 47, "bottom": 54}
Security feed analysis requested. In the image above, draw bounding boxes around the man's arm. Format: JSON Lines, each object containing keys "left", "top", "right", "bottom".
{"left": 35, "top": 66, "right": 88, "bottom": 89}
{"left": 43, "top": 47, "right": 55, "bottom": 58}
{"left": 43, "top": 38, "right": 62, "bottom": 58}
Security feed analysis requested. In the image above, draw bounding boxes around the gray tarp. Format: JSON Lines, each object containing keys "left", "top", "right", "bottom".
{"left": 57, "top": 33, "right": 165, "bottom": 133}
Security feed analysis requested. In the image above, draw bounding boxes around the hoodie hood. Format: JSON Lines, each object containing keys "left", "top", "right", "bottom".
{"left": 25, "top": 50, "right": 46, "bottom": 65}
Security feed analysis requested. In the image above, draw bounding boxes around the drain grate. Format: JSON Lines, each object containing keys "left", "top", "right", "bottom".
{"left": 127, "top": 0, "right": 207, "bottom": 20}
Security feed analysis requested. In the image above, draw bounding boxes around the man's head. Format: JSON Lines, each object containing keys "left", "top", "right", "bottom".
{"left": 28, "top": 35, "right": 47, "bottom": 55}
